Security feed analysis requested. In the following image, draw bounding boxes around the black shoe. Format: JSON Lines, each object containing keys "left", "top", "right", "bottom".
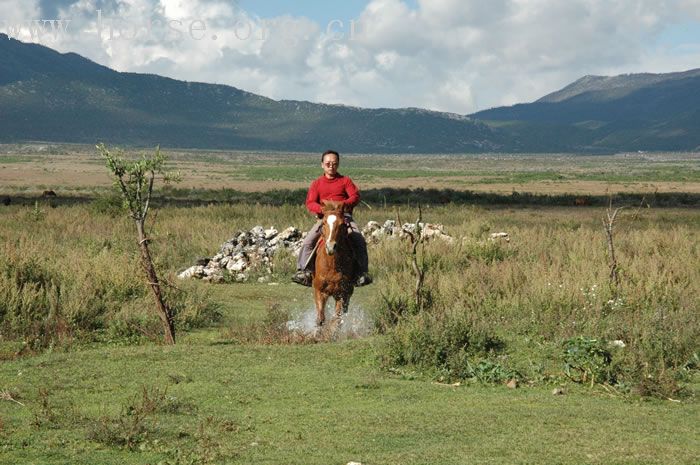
{"left": 355, "top": 272, "right": 373, "bottom": 287}
{"left": 292, "top": 270, "right": 313, "bottom": 287}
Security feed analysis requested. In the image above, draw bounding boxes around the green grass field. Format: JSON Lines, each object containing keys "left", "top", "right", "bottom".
{"left": 1, "top": 144, "right": 699, "bottom": 464}
{"left": 1, "top": 282, "right": 698, "bottom": 465}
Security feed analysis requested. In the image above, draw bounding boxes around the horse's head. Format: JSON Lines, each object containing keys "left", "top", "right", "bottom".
{"left": 321, "top": 200, "right": 347, "bottom": 256}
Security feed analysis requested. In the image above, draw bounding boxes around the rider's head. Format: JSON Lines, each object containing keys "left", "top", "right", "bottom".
{"left": 321, "top": 150, "right": 339, "bottom": 179}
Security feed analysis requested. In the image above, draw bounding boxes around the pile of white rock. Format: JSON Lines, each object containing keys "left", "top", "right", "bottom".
{"left": 178, "top": 221, "right": 453, "bottom": 283}
{"left": 362, "top": 220, "right": 453, "bottom": 243}
{"left": 178, "top": 226, "right": 303, "bottom": 283}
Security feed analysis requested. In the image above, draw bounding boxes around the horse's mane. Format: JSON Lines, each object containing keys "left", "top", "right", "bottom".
{"left": 321, "top": 200, "right": 344, "bottom": 214}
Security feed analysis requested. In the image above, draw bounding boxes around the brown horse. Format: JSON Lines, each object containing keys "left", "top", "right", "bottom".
{"left": 313, "top": 200, "right": 357, "bottom": 327}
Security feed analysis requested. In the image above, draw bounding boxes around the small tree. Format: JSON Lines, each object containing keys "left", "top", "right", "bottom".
{"left": 97, "top": 143, "right": 179, "bottom": 344}
{"left": 603, "top": 200, "right": 625, "bottom": 294}
{"left": 398, "top": 206, "right": 427, "bottom": 312}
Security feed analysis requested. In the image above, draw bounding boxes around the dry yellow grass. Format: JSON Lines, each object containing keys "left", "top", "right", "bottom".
{"left": 1, "top": 144, "right": 698, "bottom": 196}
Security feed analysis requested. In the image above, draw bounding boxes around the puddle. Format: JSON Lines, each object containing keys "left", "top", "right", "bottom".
{"left": 286, "top": 303, "right": 373, "bottom": 340}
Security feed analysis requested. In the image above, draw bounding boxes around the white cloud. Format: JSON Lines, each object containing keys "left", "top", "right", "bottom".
{"left": 3, "top": 0, "right": 699, "bottom": 113}
{"left": 0, "top": 0, "right": 40, "bottom": 23}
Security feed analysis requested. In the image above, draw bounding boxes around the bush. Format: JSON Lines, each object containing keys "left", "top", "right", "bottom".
{"left": 468, "top": 360, "right": 521, "bottom": 384}
{"left": 382, "top": 310, "right": 505, "bottom": 382}
{"left": 170, "top": 284, "right": 222, "bottom": 331}
{"left": 373, "top": 290, "right": 413, "bottom": 334}
{"left": 0, "top": 257, "right": 67, "bottom": 349}
{"left": 562, "top": 337, "right": 615, "bottom": 385}
{"left": 90, "top": 192, "right": 125, "bottom": 217}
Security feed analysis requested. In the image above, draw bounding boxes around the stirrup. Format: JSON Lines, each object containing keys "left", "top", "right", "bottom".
{"left": 292, "top": 270, "right": 313, "bottom": 287}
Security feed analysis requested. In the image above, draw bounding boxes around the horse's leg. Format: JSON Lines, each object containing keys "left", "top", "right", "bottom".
{"left": 342, "top": 294, "right": 351, "bottom": 314}
{"left": 314, "top": 288, "right": 328, "bottom": 327}
{"left": 342, "top": 286, "right": 353, "bottom": 314}
{"left": 334, "top": 297, "right": 344, "bottom": 319}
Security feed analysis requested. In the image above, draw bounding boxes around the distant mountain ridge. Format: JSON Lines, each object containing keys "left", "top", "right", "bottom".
{"left": 1, "top": 33, "right": 699, "bottom": 153}
{"left": 536, "top": 69, "right": 700, "bottom": 103}
{"left": 471, "top": 68, "right": 700, "bottom": 152}
{"left": 0, "top": 33, "right": 500, "bottom": 153}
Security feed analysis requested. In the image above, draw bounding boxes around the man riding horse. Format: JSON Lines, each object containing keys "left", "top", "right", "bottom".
{"left": 292, "top": 150, "right": 373, "bottom": 287}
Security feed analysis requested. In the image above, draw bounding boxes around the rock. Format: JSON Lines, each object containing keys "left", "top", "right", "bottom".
{"left": 362, "top": 220, "right": 380, "bottom": 233}
{"left": 203, "top": 273, "right": 224, "bottom": 283}
{"left": 370, "top": 229, "right": 385, "bottom": 241}
{"left": 257, "top": 276, "right": 270, "bottom": 283}
{"left": 250, "top": 225, "right": 265, "bottom": 237}
{"left": 609, "top": 340, "right": 626, "bottom": 348}
{"left": 178, "top": 265, "right": 204, "bottom": 279}
{"left": 399, "top": 222, "right": 448, "bottom": 241}
{"left": 203, "top": 262, "right": 221, "bottom": 274}
{"left": 382, "top": 219, "right": 396, "bottom": 234}
{"left": 347, "top": 462, "right": 363, "bottom": 465}
{"left": 226, "top": 259, "right": 246, "bottom": 272}
{"left": 221, "top": 242, "right": 236, "bottom": 255}
{"left": 506, "top": 378, "right": 518, "bottom": 389}
{"left": 279, "top": 226, "right": 301, "bottom": 241}
{"left": 489, "top": 232, "right": 510, "bottom": 242}
{"left": 235, "top": 273, "right": 247, "bottom": 282}
{"left": 194, "top": 257, "right": 210, "bottom": 266}
{"left": 264, "top": 227, "right": 278, "bottom": 239}
{"left": 422, "top": 223, "right": 453, "bottom": 242}
{"left": 552, "top": 387, "right": 565, "bottom": 396}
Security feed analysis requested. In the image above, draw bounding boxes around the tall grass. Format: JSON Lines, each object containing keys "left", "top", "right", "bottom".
{"left": 1, "top": 201, "right": 697, "bottom": 395}
{"left": 370, "top": 206, "right": 699, "bottom": 395}
{"left": 0, "top": 204, "right": 222, "bottom": 349}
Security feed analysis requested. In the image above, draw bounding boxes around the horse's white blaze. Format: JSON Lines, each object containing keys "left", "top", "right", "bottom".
{"left": 327, "top": 214, "right": 337, "bottom": 238}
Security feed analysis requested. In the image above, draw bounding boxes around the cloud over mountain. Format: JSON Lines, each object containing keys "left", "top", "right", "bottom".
{"left": 3, "top": 0, "right": 700, "bottom": 113}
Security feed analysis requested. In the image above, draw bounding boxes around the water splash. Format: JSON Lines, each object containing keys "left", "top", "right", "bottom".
{"left": 286, "top": 303, "right": 373, "bottom": 340}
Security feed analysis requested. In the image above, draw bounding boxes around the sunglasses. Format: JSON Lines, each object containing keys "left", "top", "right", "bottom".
{"left": 323, "top": 162, "right": 338, "bottom": 167}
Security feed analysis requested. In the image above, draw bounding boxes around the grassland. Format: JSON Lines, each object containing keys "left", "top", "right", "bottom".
{"left": 0, "top": 144, "right": 698, "bottom": 464}
{"left": 1, "top": 144, "right": 700, "bottom": 196}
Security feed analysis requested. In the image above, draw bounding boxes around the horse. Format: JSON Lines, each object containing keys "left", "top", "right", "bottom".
{"left": 312, "top": 200, "right": 357, "bottom": 327}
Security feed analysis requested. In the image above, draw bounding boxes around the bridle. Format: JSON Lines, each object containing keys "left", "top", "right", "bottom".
{"left": 322, "top": 210, "right": 347, "bottom": 256}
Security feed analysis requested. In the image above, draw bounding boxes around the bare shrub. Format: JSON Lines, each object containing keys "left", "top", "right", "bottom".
{"left": 86, "top": 385, "right": 195, "bottom": 449}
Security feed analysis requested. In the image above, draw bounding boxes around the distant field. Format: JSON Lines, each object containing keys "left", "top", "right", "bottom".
{"left": 1, "top": 143, "right": 699, "bottom": 196}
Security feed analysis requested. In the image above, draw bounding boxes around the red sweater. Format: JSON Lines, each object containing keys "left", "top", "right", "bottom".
{"left": 305, "top": 174, "right": 360, "bottom": 216}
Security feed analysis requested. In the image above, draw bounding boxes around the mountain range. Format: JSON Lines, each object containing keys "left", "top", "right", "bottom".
{"left": 1, "top": 33, "right": 698, "bottom": 153}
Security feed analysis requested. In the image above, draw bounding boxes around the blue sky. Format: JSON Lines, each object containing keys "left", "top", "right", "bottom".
{"left": 8, "top": 0, "right": 700, "bottom": 113}
{"left": 238, "top": 0, "right": 420, "bottom": 23}
{"left": 656, "top": 19, "right": 700, "bottom": 48}
{"left": 238, "top": 0, "right": 370, "bottom": 24}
